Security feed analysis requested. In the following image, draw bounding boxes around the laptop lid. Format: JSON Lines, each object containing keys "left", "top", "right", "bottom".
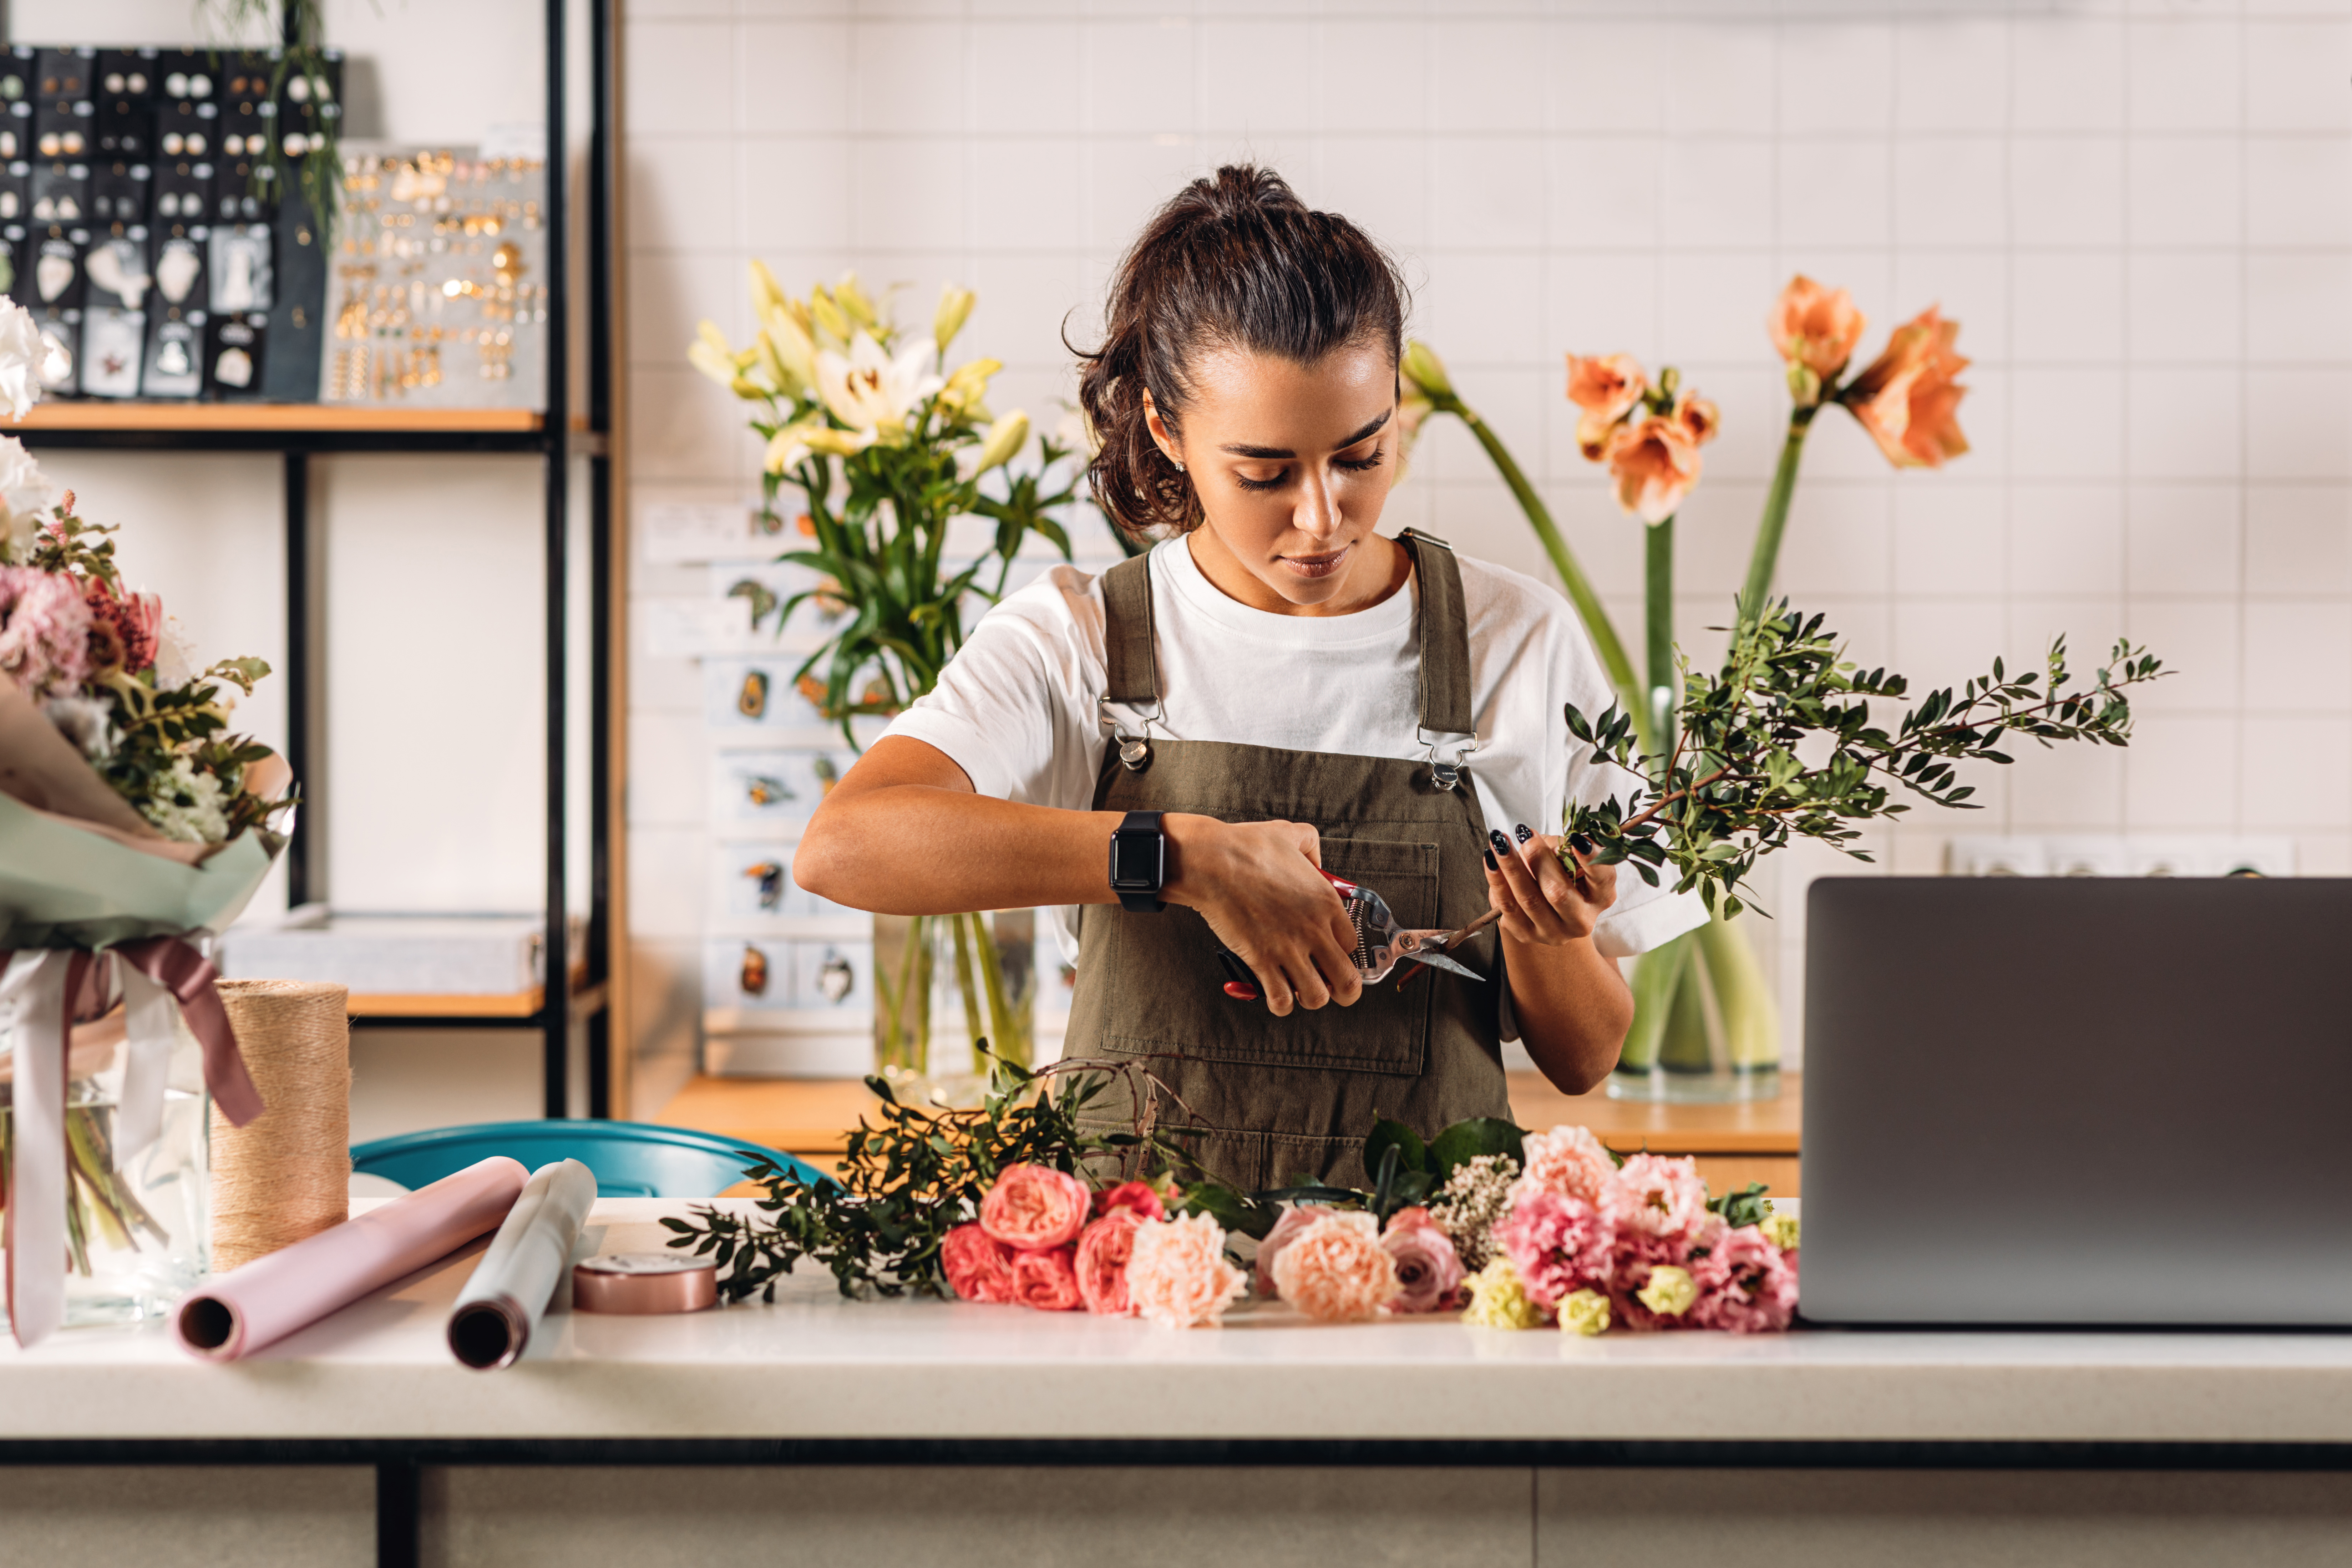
{"left": 1800, "top": 876, "right": 2352, "bottom": 1327}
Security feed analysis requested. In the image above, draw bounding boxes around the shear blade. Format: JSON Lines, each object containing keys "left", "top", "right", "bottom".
{"left": 1405, "top": 950, "right": 1483, "bottom": 982}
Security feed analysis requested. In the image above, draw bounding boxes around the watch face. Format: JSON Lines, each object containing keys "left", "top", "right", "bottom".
{"left": 1110, "top": 828, "right": 1161, "bottom": 890}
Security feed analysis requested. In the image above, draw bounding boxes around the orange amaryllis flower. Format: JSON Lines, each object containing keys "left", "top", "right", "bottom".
{"left": 1673, "top": 392, "right": 1720, "bottom": 446}
{"left": 1841, "top": 307, "right": 1970, "bottom": 470}
{"left": 1605, "top": 414, "right": 1703, "bottom": 525}
{"left": 1769, "top": 276, "right": 1867, "bottom": 391}
{"left": 1566, "top": 353, "right": 1648, "bottom": 460}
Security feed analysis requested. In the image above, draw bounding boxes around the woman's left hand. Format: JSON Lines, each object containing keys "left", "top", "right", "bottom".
{"left": 1485, "top": 826, "right": 1617, "bottom": 946}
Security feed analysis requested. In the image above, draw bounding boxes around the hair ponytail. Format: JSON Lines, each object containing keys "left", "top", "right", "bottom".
{"left": 1074, "top": 164, "right": 1408, "bottom": 540}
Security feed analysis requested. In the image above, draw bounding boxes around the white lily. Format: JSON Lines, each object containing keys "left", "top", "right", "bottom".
{"left": 688, "top": 320, "right": 745, "bottom": 388}
{"left": 765, "top": 421, "right": 873, "bottom": 476}
{"left": 815, "top": 332, "right": 943, "bottom": 442}
{"left": 758, "top": 306, "right": 818, "bottom": 396}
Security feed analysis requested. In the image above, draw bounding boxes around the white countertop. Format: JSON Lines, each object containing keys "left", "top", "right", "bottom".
{"left": 7, "top": 1201, "right": 2352, "bottom": 1445}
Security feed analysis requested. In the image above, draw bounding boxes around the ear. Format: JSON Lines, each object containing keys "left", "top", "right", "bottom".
{"left": 1141, "top": 389, "right": 1182, "bottom": 468}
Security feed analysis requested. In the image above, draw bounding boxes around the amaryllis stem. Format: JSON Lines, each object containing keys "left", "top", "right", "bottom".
{"left": 1442, "top": 396, "right": 1642, "bottom": 724}
{"left": 1738, "top": 404, "right": 1820, "bottom": 621}
{"left": 1646, "top": 515, "right": 1676, "bottom": 756}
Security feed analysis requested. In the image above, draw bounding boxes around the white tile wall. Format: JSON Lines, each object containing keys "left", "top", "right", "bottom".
{"left": 622, "top": 0, "right": 2352, "bottom": 1069}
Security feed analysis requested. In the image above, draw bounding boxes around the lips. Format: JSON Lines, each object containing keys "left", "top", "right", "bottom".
{"left": 1277, "top": 546, "right": 1349, "bottom": 579}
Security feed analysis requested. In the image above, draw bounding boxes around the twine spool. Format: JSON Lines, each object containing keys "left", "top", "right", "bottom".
{"left": 208, "top": 979, "right": 353, "bottom": 1272}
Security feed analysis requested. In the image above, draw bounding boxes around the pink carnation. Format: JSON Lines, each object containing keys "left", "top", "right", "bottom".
{"left": 1268, "top": 1211, "right": 1399, "bottom": 1323}
{"left": 1252, "top": 1204, "right": 1321, "bottom": 1297}
{"left": 1075, "top": 1209, "right": 1144, "bottom": 1316}
{"left": 1690, "top": 1225, "right": 1799, "bottom": 1333}
{"left": 0, "top": 565, "right": 93, "bottom": 698}
{"left": 1606, "top": 1232, "right": 1694, "bottom": 1331}
{"left": 1093, "top": 1181, "right": 1165, "bottom": 1222}
{"left": 1381, "top": 1207, "right": 1465, "bottom": 1313}
{"left": 979, "top": 1163, "right": 1090, "bottom": 1251}
{"left": 1011, "top": 1245, "right": 1084, "bottom": 1311}
{"left": 1494, "top": 1191, "right": 1615, "bottom": 1309}
{"left": 1601, "top": 1152, "right": 1713, "bottom": 1243}
{"left": 1125, "top": 1212, "right": 1248, "bottom": 1329}
{"left": 942, "top": 1221, "right": 1017, "bottom": 1304}
{"left": 1509, "top": 1124, "right": 1617, "bottom": 1209}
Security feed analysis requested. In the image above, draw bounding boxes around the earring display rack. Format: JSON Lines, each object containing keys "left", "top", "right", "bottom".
{"left": 6, "top": 0, "right": 619, "bottom": 1122}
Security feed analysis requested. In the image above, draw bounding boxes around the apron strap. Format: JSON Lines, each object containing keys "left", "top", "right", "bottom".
{"left": 1398, "top": 529, "right": 1476, "bottom": 737}
{"left": 1100, "top": 552, "right": 1160, "bottom": 707}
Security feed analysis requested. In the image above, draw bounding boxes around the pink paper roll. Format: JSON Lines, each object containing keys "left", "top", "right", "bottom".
{"left": 174, "top": 1155, "right": 528, "bottom": 1361}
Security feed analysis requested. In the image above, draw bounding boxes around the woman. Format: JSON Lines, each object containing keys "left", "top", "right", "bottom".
{"left": 796, "top": 165, "right": 1703, "bottom": 1188}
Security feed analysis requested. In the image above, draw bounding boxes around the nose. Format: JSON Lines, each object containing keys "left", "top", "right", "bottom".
{"left": 1293, "top": 464, "right": 1341, "bottom": 543}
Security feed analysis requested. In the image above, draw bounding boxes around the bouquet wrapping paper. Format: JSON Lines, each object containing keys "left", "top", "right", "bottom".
{"left": 174, "top": 1156, "right": 528, "bottom": 1361}
{"left": 446, "top": 1158, "right": 597, "bottom": 1369}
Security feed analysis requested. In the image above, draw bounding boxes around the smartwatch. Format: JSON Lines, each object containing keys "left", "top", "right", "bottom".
{"left": 1108, "top": 810, "right": 1167, "bottom": 913}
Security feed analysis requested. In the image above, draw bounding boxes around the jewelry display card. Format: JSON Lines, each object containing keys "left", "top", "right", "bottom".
{"left": 205, "top": 309, "right": 264, "bottom": 399}
{"left": 78, "top": 304, "right": 142, "bottom": 397}
{"left": 710, "top": 746, "right": 850, "bottom": 828}
{"left": 323, "top": 141, "right": 547, "bottom": 410}
{"left": 141, "top": 311, "right": 202, "bottom": 397}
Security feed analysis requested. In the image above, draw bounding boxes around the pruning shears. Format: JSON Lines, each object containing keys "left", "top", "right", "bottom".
{"left": 1212, "top": 869, "right": 1502, "bottom": 1002}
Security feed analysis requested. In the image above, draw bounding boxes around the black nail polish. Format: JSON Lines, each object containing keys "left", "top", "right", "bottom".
{"left": 1489, "top": 829, "right": 1511, "bottom": 851}
{"left": 1571, "top": 833, "right": 1594, "bottom": 854}
{"left": 1514, "top": 823, "right": 1533, "bottom": 843}
{"left": 1483, "top": 848, "right": 1498, "bottom": 870}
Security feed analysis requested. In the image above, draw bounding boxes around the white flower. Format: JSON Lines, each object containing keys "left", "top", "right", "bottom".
{"left": 0, "top": 299, "right": 45, "bottom": 420}
{"left": 153, "top": 615, "right": 198, "bottom": 689}
{"left": 140, "top": 755, "right": 232, "bottom": 845}
{"left": 0, "top": 434, "right": 56, "bottom": 553}
{"left": 42, "top": 695, "right": 113, "bottom": 760}
{"left": 814, "top": 332, "right": 942, "bottom": 441}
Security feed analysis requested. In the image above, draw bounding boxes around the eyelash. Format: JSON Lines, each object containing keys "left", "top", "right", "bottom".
{"left": 1232, "top": 449, "right": 1386, "bottom": 493}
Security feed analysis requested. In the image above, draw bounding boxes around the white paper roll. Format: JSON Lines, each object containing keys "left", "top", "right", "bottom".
{"left": 445, "top": 1158, "right": 598, "bottom": 1370}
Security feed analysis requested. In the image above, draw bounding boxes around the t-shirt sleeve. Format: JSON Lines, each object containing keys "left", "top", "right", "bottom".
{"left": 880, "top": 567, "right": 1107, "bottom": 814}
{"left": 1551, "top": 619, "right": 1710, "bottom": 962}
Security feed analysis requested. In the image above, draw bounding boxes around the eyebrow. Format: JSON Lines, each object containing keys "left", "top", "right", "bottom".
{"left": 1216, "top": 407, "right": 1393, "bottom": 461}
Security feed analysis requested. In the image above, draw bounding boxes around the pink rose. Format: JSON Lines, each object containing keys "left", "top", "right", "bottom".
{"left": 1093, "top": 1181, "right": 1165, "bottom": 1222}
{"left": 1252, "top": 1204, "right": 1321, "bottom": 1297}
{"left": 1269, "top": 1211, "right": 1400, "bottom": 1323}
{"left": 1690, "top": 1225, "right": 1799, "bottom": 1334}
{"left": 1494, "top": 1191, "right": 1614, "bottom": 1310}
{"left": 1126, "top": 1212, "right": 1249, "bottom": 1329}
{"left": 979, "top": 1163, "right": 1090, "bottom": 1251}
{"left": 1600, "top": 1153, "right": 1713, "bottom": 1243}
{"left": 942, "top": 1221, "right": 1017, "bottom": 1304}
{"left": 1509, "top": 1125, "right": 1617, "bottom": 1210}
{"left": 1075, "top": 1209, "right": 1144, "bottom": 1316}
{"left": 1381, "top": 1209, "right": 1465, "bottom": 1314}
{"left": 1011, "top": 1245, "right": 1084, "bottom": 1311}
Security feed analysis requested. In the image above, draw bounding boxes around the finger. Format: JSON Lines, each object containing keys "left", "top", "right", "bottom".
{"left": 1524, "top": 832, "right": 1593, "bottom": 914}
{"left": 1291, "top": 821, "right": 1324, "bottom": 870}
{"left": 1316, "top": 928, "right": 1364, "bottom": 1006}
{"left": 1254, "top": 957, "right": 1295, "bottom": 1017}
{"left": 1482, "top": 837, "right": 1547, "bottom": 944}
{"left": 1490, "top": 828, "right": 1575, "bottom": 941}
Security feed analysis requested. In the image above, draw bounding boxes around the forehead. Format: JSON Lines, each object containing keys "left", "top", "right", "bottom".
{"left": 1182, "top": 342, "right": 1394, "bottom": 447}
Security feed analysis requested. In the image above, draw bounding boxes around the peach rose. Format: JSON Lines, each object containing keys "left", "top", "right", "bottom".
{"left": 978, "top": 1163, "right": 1090, "bottom": 1252}
{"left": 1509, "top": 1123, "right": 1618, "bottom": 1209}
{"left": 1603, "top": 414, "right": 1703, "bottom": 524}
{"left": 1251, "top": 1203, "right": 1321, "bottom": 1297}
{"left": 1269, "top": 1210, "right": 1400, "bottom": 1323}
{"left": 1093, "top": 1181, "right": 1165, "bottom": 1223}
{"left": 1841, "top": 306, "right": 1970, "bottom": 470}
{"left": 1566, "top": 352, "right": 1648, "bottom": 460}
{"left": 1769, "top": 275, "right": 1866, "bottom": 382}
{"left": 1075, "top": 1209, "right": 1144, "bottom": 1316}
{"left": 1011, "top": 1245, "right": 1084, "bottom": 1311}
{"left": 942, "top": 1221, "right": 1017, "bottom": 1304}
{"left": 1125, "top": 1212, "right": 1250, "bottom": 1329}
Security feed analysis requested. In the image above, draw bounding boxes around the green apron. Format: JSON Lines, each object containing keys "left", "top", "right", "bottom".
{"left": 1066, "top": 529, "right": 1511, "bottom": 1191}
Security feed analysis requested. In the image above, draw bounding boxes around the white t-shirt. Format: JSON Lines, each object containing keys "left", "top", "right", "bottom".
{"left": 886, "top": 534, "right": 1708, "bottom": 964}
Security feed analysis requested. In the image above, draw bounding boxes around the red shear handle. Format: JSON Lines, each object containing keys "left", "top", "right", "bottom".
{"left": 1319, "top": 869, "right": 1358, "bottom": 897}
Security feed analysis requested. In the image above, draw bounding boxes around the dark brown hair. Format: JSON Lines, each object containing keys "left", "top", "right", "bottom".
{"left": 1074, "top": 164, "right": 1408, "bottom": 539}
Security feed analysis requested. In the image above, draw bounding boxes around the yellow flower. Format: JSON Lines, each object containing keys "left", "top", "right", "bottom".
{"left": 1460, "top": 1258, "right": 1546, "bottom": 1330}
{"left": 1635, "top": 1264, "right": 1698, "bottom": 1318}
{"left": 808, "top": 287, "right": 852, "bottom": 350}
{"left": 747, "top": 258, "right": 790, "bottom": 321}
{"left": 1558, "top": 1288, "right": 1612, "bottom": 1338}
{"left": 1762, "top": 1210, "right": 1801, "bottom": 1252}
{"left": 938, "top": 357, "right": 1000, "bottom": 418}
{"left": 934, "top": 284, "right": 977, "bottom": 355}
{"left": 970, "top": 410, "right": 1029, "bottom": 474}
{"left": 763, "top": 422, "right": 871, "bottom": 476}
{"left": 688, "top": 320, "right": 745, "bottom": 388}
{"left": 760, "top": 307, "right": 819, "bottom": 395}
{"left": 1401, "top": 339, "right": 1454, "bottom": 400}
{"left": 832, "top": 272, "right": 882, "bottom": 332}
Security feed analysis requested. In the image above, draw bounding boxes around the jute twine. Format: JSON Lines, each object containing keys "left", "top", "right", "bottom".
{"left": 209, "top": 979, "right": 352, "bottom": 1272}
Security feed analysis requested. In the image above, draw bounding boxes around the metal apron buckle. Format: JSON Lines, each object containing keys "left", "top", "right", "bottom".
{"left": 1418, "top": 726, "right": 1476, "bottom": 791}
{"left": 1101, "top": 699, "right": 1162, "bottom": 772}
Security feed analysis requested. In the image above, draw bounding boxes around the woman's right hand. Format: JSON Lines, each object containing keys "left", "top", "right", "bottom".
{"left": 1162, "top": 815, "right": 1363, "bottom": 1017}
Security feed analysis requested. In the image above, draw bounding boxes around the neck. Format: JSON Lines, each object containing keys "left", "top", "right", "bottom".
{"left": 1182, "top": 528, "right": 1410, "bottom": 618}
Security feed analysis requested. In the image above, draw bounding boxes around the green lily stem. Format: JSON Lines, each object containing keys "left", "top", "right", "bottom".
{"left": 1440, "top": 395, "right": 1643, "bottom": 727}
{"left": 948, "top": 912, "right": 986, "bottom": 1067}
{"left": 969, "top": 911, "right": 1024, "bottom": 1071}
{"left": 1645, "top": 515, "right": 1676, "bottom": 756}
{"left": 1738, "top": 404, "right": 1820, "bottom": 621}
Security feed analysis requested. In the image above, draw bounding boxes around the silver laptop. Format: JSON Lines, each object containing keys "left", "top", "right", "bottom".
{"left": 1801, "top": 876, "right": 2352, "bottom": 1327}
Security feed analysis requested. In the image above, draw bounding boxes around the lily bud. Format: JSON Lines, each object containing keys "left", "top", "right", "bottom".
{"left": 833, "top": 272, "right": 881, "bottom": 330}
{"left": 747, "top": 259, "right": 789, "bottom": 319}
{"left": 938, "top": 356, "right": 1000, "bottom": 417}
{"left": 1401, "top": 339, "right": 1454, "bottom": 399}
{"left": 753, "top": 330, "right": 807, "bottom": 399}
{"left": 762, "top": 306, "right": 819, "bottom": 391}
{"left": 688, "top": 320, "right": 742, "bottom": 388}
{"left": 934, "top": 284, "right": 977, "bottom": 354}
{"left": 808, "top": 288, "right": 851, "bottom": 349}
{"left": 973, "top": 409, "right": 1030, "bottom": 474}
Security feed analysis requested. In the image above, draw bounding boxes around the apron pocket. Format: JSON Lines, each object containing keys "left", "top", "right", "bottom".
{"left": 1102, "top": 836, "right": 1439, "bottom": 1078}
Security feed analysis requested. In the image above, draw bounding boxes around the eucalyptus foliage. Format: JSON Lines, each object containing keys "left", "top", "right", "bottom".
{"left": 1562, "top": 602, "right": 2168, "bottom": 917}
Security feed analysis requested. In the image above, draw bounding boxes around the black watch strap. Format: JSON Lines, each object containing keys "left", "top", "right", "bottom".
{"left": 1109, "top": 810, "right": 1167, "bottom": 913}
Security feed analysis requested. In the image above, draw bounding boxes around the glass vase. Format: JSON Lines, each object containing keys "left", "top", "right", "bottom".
{"left": 872, "top": 910, "right": 1036, "bottom": 1107}
{"left": 0, "top": 1020, "right": 211, "bottom": 1331}
{"left": 1610, "top": 910, "right": 1781, "bottom": 1103}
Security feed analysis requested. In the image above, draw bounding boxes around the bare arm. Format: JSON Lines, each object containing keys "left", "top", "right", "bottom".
{"left": 792, "top": 736, "right": 1368, "bottom": 1018}
{"left": 1482, "top": 828, "right": 1636, "bottom": 1095}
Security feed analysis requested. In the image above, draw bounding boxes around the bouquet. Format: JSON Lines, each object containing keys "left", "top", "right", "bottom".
{"left": 0, "top": 298, "right": 292, "bottom": 1345}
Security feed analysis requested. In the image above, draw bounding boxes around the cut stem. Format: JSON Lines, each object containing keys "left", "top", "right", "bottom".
{"left": 1645, "top": 514, "right": 1676, "bottom": 756}
{"left": 1738, "top": 406, "right": 1819, "bottom": 621}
